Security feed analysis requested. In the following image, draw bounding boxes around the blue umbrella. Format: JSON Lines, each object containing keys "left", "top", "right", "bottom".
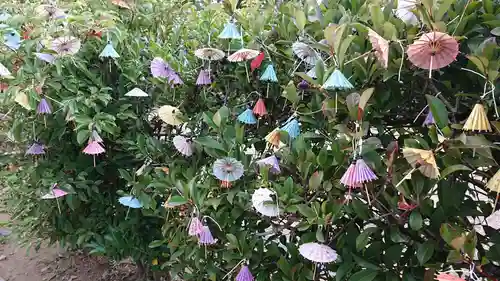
{"left": 119, "top": 196, "right": 142, "bottom": 208}
{"left": 237, "top": 108, "right": 257, "bottom": 125}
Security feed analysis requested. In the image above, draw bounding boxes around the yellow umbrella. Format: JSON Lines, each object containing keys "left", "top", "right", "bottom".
{"left": 265, "top": 128, "right": 281, "bottom": 148}
{"left": 463, "top": 103, "right": 492, "bottom": 132}
{"left": 396, "top": 148, "right": 440, "bottom": 187}
{"left": 157, "top": 105, "right": 184, "bottom": 126}
{"left": 486, "top": 169, "right": 500, "bottom": 214}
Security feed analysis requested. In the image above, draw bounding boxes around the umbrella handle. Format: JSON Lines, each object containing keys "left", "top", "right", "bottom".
{"left": 395, "top": 167, "right": 418, "bottom": 188}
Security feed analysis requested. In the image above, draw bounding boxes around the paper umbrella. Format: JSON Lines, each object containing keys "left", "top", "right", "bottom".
{"left": 250, "top": 52, "right": 265, "bottom": 71}
{"left": 37, "top": 98, "right": 52, "bottom": 114}
{"left": 463, "top": 103, "right": 492, "bottom": 132}
{"left": 213, "top": 157, "right": 244, "bottom": 182}
{"left": 218, "top": 21, "right": 241, "bottom": 39}
{"left": 194, "top": 48, "right": 225, "bottom": 61}
{"left": 26, "top": 141, "right": 45, "bottom": 155}
{"left": 150, "top": 57, "right": 173, "bottom": 78}
{"left": 251, "top": 188, "right": 279, "bottom": 217}
{"left": 172, "top": 135, "right": 194, "bottom": 156}
{"left": 198, "top": 226, "right": 216, "bottom": 245}
{"left": 322, "top": 69, "right": 354, "bottom": 90}
{"left": 434, "top": 273, "right": 466, "bottom": 281}
{"left": 83, "top": 141, "right": 105, "bottom": 167}
{"left": 118, "top": 196, "right": 142, "bottom": 208}
{"left": 260, "top": 64, "right": 278, "bottom": 82}
{"left": 35, "top": 53, "right": 56, "bottom": 64}
{"left": 99, "top": 41, "right": 120, "bottom": 58}
{"left": 157, "top": 105, "right": 184, "bottom": 125}
{"left": 228, "top": 49, "right": 260, "bottom": 62}
{"left": 292, "top": 42, "right": 319, "bottom": 66}
{"left": 111, "top": 0, "right": 132, "bottom": 9}
{"left": 35, "top": 4, "right": 66, "bottom": 19}
{"left": 255, "top": 155, "right": 281, "bottom": 174}
{"left": 280, "top": 117, "right": 300, "bottom": 139}
{"left": 196, "top": 69, "right": 212, "bottom": 86}
{"left": 188, "top": 216, "right": 204, "bottom": 236}
{"left": 306, "top": 67, "right": 317, "bottom": 79}
{"left": 298, "top": 242, "right": 338, "bottom": 263}
{"left": 41, "top": 188, "right": 68, "bottom": 199}
{"left": 90, "top": 129, "right": 103, "bottom": 143}
{"left": 265, "top": 128, "right": 281, "bottom": 148}
{"left": 367, "top": 29, "right": 389, "bottom": 68}
{"left": 237, "top": 108, "right": 257, "bottom": 125}
{"left": 0, "top": 63, "right": 12, "bottom": 78}
{"left": 252, "top": 98, "right": 267, "bottom": 117}
{"left": 50, "top": 36, "right": 81, "bottom": 56}
{"left": 407, "top": 31, "right": 459, "bottom": 78}
{"left": 423, "top": 110, "right": 435, "bottom": 126}
{"left": 125, "top": 87, "right": 148, "bottom": 97}
{"left": 236, "top": 266, "right": 254, "bottom": 281}
{"left": 3, "top": 29, "right": 21, "bottom": 50}
{"left": 402, "top": 148, "right": 440, "bottom": 179}
{"left": 340, "top": 163, "right": 362, "bottom": 188}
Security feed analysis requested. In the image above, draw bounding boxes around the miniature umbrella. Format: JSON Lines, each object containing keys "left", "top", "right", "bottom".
{"left": 367, "top": 28, "right": 389, "bottom": 68}
{"left": 228, "top": 49, "right": 260, "bottom": 62}
{"left": 236, "top": 266, "right": 254, "bottom": 281}
{"left": 322, "top": 69, "right": 354, "bottom": 90}
{"left": 402, "top": 148, "right": 440, "bottom": 179}
{"left": 434, "top": 273, "right": 466, "bottom": 281}
{"left": 172, "top": 135, "right": 193, "bottom": 157}
{"left": 83, "top": 141, "right": 105, "bottom": 167}
{"left": 99, "top": 41, "right": 120, "bottom": 58}
{"left": 423, "top": 110, "right": 435, "bottom": 126}
{"left": 41, "top": 188, "right": 68, "bottom": 199}
{"left": 125, "top": 88, "right": 148, "bottom": 97}
{"left": 90, "top": 129, "right": 103, "bottom": 143}
{"left": 354, "top": 159, "right": 378, "bottom": 183}
{"left": 213, "top": 157, "right": 244, "bottom": 182}
{"left": 112, "top": 0, "right": 132, "bottom": 9}
{"left": 35, "top": 53, "right": 56, "bottom": 64}
{"left": 265, "top": 128, "right": 281, "bottom": 148}
{"left": 298, "top": 242, "right": 338, "bottom": 263}
{"left": 252, "top": 98, "right": 267, "bottom": 117}
{"left": 196, "top": 69, "right": 211, "bottom": 86}
{"left": 4, "top": 30, "right": 21, "bottom": 50}
{"left": 194, "top": 48, "right": 225, "bottom": 61}
{"left": 407, "top": 32, "right": 459, "bottom": 78}
{"left": 251, "top": 188, "right": 279, "bottom": 217}
{"left": 157, "top": 105, "right": 184, "bottom": 125}
{"left": 238, "top": 108, "right": 257, "bottom": 125}
{"left": 198, "top": 226, "right": 216, "bottom": 245}
{"left": 306, "top": 67, "right": 317, "bottom": 79}
{"left": 218, "top": 21, "right": 241, "bottom": 39}
{"left": 37, "top": 98, "right": 52, "bottom": 114}
{"left": 281, "top": 118, "right": 300, "bottom": 139}
{"left": 256, "top": 155, "right": 281, "bottom": 174}
{"left": 0, "top": 63, "right": 12, "bottom": 78}
{"left": 118, "top": 196, "right": 142, "bottom": 208}
{"left": 250, "top": 52, "right": 265, "bottom": 71}
{"left": 292, "top": 42, "right": 319, "bottom": 66}
{"left": 188, "top": 217, "right": 204, "bottom": 236}
{"left": 26, "top": 142, "right": 45, "bottom": 155}
{"left": 35, "top": 4, "right": 66, "bottom": 19}
{"left": 150, "top": 57, "right": 173, "bottom": 78}
{"left": 260, "top": 64, "right": 278, "bottom": 82}
{"left": 463, "top": 103, "right": 492, "bottom": 132}
{"left": 50, "top": 36, "right": 81, "bottom": 56}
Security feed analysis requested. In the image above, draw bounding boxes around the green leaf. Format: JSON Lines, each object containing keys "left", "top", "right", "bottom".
{"left": 165, "top": 195, "right": 188, "bottom": 207}
{"left": 351, "top": 199, "right": 370, "bottom": 220}
{"left": 369, "top": 4, "right": 384, "bottom": 30}
{"left": 435, "top": 0, "right": 455, "bottom": 21}
{"left": 316, "top": 227, "right": 325, "bottom": 242}
{"left": 348, "top": 269, "right": 378, "bottom": 281}
{"left": 356, "top": 227, "right": 378, "bottom": 251}
{"left": 425, "top": 94, "right": 448, "bottom": 129}
{"left": 466, "top": 55, "right": 488, "bottom": 75}
{"left": 297, "top": 204, "right": 316, "bottom": 219}
{"left": 308, "top": 171, "right": 323, "bottom": 190}
{"left": 294, "top": 10, "right": 307, "bottom": 31}
{"left": 315, "top": 59, "right": 325, "bottom": 83}
{"left": 333, "top": 24, "right": 347, "bottom": 56}
{"left": 118, "top": 169, "right": 133, "bottom": 182}
{"left": 213, "top": 106, "right": 229, "bottom": 127}
{"left": 282, "top": 81, "right": 299, "bottom": 104}
{"left": 409, "top": 211, "right": 423, "bottom": 231}
{"left": 417, "top": 241, "right": 435, "bottom": 265}
{"left": 339, "top": 35, "right": 356, "bottom": 67}
{"left": 336, "top": 263, "right": 354, "bottom": 281}
{"left": 149, "top": 240, "right": 165, "bottom": 248}
{"left": 226, "top": 234, "right": 239, "bottom": 250}
{"left": 440, "top": 164, "right": 472, "bottom": 178}
{"left": 194, "top": 136, "right": 225, "bottom": 151}
{"left": 76, "top": 130, "right": 89, "bottom": 145}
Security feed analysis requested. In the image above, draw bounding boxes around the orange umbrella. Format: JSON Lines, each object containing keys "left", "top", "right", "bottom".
{"left": 407, "top": 32, "right": 459, "bottom": 78}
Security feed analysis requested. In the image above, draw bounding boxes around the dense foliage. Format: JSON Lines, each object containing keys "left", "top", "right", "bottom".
{"left": 1, "top": 0, "right": 500, "bottom": 280}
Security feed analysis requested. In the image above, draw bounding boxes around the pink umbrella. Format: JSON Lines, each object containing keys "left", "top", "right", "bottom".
{"left": 83, "top": 141, "right": 105, "bottom": 167}
{"left": 407, "top": 32, "right": 459, "bottom": 78}
{"left": 41, "top": 188, "right": 68, "bottom": 199}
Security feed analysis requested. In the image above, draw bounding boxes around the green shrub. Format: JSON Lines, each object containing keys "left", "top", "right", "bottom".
{"left": 1, "top": 0, "right": 500, "bottom": 280}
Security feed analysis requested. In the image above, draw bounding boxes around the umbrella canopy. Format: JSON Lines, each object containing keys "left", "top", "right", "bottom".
{"left": 298, "top": 242, "right": 338, "bottom": 263}
{"left": 407, "top": 32, "right": 459, "bottom": 70}
{"left": 402, "top": 148, "right": 440, "bottom": 179}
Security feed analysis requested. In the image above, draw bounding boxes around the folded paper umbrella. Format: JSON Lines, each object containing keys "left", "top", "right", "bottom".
{"left": 198, "top": 225, "right": 216, "bottom": 245}
{"left": 251, "top": 188, "right": 279, "bottom": 217}
{"left": 4, "top": 29, "right": 21, "bottom": 50}
{"left": 250, "top": 52, "right": 265, "bottom": 71}
{"left": 188, "top": 216, "right": 204, "bottom": 236}
{"left": 340, "top": 163, "right": 362, "bottom": 188}
{"left": 367, "top": 28, "right": 389, "bottom": 68}
{"left": 280, "top": 117, "right": 300, "bottom": 139}
{"left": 292, "top": 42, "right": 319, "bottom": 66}
{"left": 218, "top": 21, "right": 241, "bottom": 39}
{"left": 167, "top": 72, "right": 184, "bottom": 89}
{"left": 125, "top": 87, "right": 148, "bottom": 97}
{"left": 423, "top": 110, "right": 435, "bottom": 126}
{"left": 354, "top": 158, "right": 378, "bottom": 204}
{"left": 238, "top": 108, "right": 257, "bottom": 125}
{"left": 90, "top": 129, "right": 103, "bottom": 143}
{"left": 35, "top": 53, "right": 56, "bottom": 64}
{"left": 173, "top": 135, "right": 193, "bottom": 156}
{"left": 158, "top": 105, "right": 184, "bottom": 126}
{"left": 213, "top": 157, "right": 244, "bottom": 182}
{"left": 51, "top": 36, "right": 81, "bottom": 56}
{"left": 0, "top": 62, "right": 12, "bottom": 78}
{"left": 306, "top": 67, "right": 317, "bottom": 79}
{"left": 486, "top": 169, "right": 500, "bottom": 215}
{"left": 41, "top": 188, "right": 68, "bottom": 199}
{"left": 228, "top": 48, "right": 260, "bottom": 81}
{"left": 83, "top": 141, "right": 105, "bottom": 167}
{"left": 196, "top": 69, "right": 211, "bottom": 86}
{"left": 395, "top": 8, "right": 418, "bottom": 25}
{"left": 0, "top": 12, "right": 11, "bottom": 21}
{"left": 26, "top": 141, "right": 45, "bottom": 156}
{"left": 407, "top": 32, "right": 459, "bottom": 78}
{"left": 463, "top": 103, "right": 492, "bottom": 132}
{"left": 35, "top": 4, "right": 66, "bottom": 19}
{"left": 119, "top": 195, "right": 142, "bottom": 219}
{"left": 99, "top": 41, "right": 120, "bottom": 58}
{"left": 401, "top": 148, "right": 440, "bottom": 182}
{"left": 236, "top": 265, "right": 254, "bottom": 281}
{"left": 322, "top": 69, "right": 354, "bottom": 90}
{"left": 260, "top": 64, "right": 278, "bottom": 97}
{"left": 298, "top": 242, "right": 338, "bottom": 263}
{"left": 194, "top": 48, "right": 225, "bottom": 61}
{"left": 252, "top": 98, "right": 267, "bottom": 117}
{"left": 265, "top": 128, "right": 281, "bottom": 148}
{"left": 150, "top": 57, "right": 173, "bottom": 78}
{"left": 37, "top": 98, "right": 52, "bottom": 127}
{"left": 434, "top": 273, "right": 466, "bottom": 281}
{"left": 256, "top": 155, "right": 280, "bottom": 174}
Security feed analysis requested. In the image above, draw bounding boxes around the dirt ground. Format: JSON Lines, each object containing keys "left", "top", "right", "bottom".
{"left": 0, "top": 213, "right": 137, "bottom": 281}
